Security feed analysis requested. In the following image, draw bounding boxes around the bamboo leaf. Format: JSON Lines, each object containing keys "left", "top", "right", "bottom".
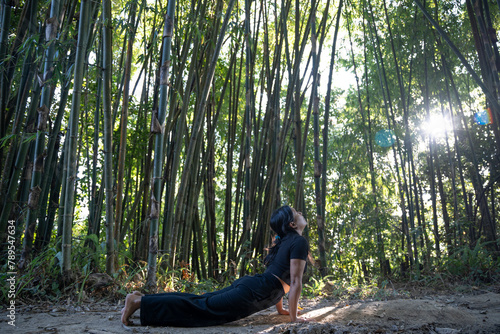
{"left": 0, "top": 133, "right": 16, "bottom": 148}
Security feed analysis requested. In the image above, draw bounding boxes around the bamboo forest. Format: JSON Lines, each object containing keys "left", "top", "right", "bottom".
{"left": 1, "top": 0, "right": 500, "bottom": 331}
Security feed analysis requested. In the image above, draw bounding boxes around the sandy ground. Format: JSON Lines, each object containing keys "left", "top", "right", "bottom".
{"left": 1, "top": 290, "right": 499, "bottom": 333}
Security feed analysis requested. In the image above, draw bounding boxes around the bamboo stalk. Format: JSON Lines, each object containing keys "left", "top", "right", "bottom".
{"left": 102, "top": 0, "right": 115, "bottom": 275}
{"left": 146, "top": 0, "right": 177, "bottom": 291}
{"left": 61, "top": 0, "right": 91, "bottom": 278}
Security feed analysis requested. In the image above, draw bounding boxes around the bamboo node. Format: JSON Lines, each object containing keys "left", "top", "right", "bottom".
{"left": 164, "top": 15, "right": 173, "bottom": 37}
{"left": 314, "top": 160, "right": 322, "bottom": 177}
{"left": 28, "top": 185, "right": 42, "bottom": 209}
{"left": 46, "top": 16, "right": 59, "bottom": 40}
{"left": 37, "top": 105, "right": 50, "bottom": 131}
{"left": 34, "top": 151, "right": 46, "bottom": 172}
{"left": 150, "top": 196, "right": 160, "bottom": 219}
{"left": 151, "top": 111, "right": 164, "bottom": 134}
{"left": 149, "top": 234, "right": 158, "bottom": 254}
{"left": 160, "top": 63, "right": 170, "bottom": 85}
{"left": 317, "top": 216, "right": 324, "bottom": 229}
{"left": 37, "top": 73, "right": 45, "bottom": 87}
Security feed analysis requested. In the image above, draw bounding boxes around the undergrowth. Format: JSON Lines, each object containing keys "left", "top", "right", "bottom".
{"left": 439, "top": 242, "right": 500, "bottom": 284}
{"left": 1, "top": 237, "right": 499, "bottom": 308}
{"left": 0, "top": 235, "right": 230, "bottom": 306}
{"left": 302, "top": 276, "right": 411, "bottom": 300}
{"left": 302, "top": 242, "right": 500, "bottom": 300}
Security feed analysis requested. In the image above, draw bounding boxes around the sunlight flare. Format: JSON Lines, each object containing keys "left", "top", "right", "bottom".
{"left": 420, "top": 112, "right": 453, "bottom": 138}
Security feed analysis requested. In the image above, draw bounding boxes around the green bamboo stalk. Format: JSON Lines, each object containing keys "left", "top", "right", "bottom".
{"left": 56, "top": 131, "right": 68, "bottom": 240}
{"left": 239, "top": 0, "right": 251, "bottom": 275}
{"left": 46, "top": 136, "right": 65, "bottom": 245}
{"left": 222, "top": 42, "right": 241, "bottom": 273}
{"left": 292, "top": 0, "right": 314, "bottom": 217}
{"left": 441, "top": 57, "right": 461, "bottom": 251}
{"left": 322, "top": 0, "right": 343, "bottom": 271}
{"left": 61, "top": 0, "right": 91, "bottom": 278}
{"left": 311, "top": 0, "right": 329, "bottom": 276}
{"left": 87, "top": 40, "right": 102, "bottom": 246}
{"left": 102, "top": 0, "right": 115, "bottom": 275}
{"left": 146, "top": 0, "right": 177, "bottom": 291}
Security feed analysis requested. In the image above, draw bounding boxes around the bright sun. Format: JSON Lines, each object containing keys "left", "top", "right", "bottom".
{"left": 421, "top": 113, "right": 453, "bottom": 139}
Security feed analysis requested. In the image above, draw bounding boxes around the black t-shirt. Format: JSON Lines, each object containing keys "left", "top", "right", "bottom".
{"left": 264, "top": 233, "right": 308, "bottom": 285}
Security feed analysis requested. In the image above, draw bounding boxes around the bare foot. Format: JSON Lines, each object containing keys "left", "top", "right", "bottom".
{"left": 121, "top": 293, "right": 142, "bottom": 326}
{"left": 132, "top": 291, "right": 144, "bottom": 297}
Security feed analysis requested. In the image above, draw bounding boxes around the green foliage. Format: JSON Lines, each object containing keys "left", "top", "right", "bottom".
{"left": 441, "top": 242, "right": 500, "bottom": 284}
{"left": 303, "top": 275, "right": 331, "bottom": 297}
{"left": 1, "top": 234, "right": 114, "bottom": 303}
{"left": 116, "top": 255, "right": 230, "bottom": 297}
{"left": 302, "top": 275, "right": 410, "bottom": 300}
{"left": 1, "top": 245, "right": 61, "bottom": 303}
{"left": 0, "top": 133, "right": 37, "bottom": 149}
{"left": 156, "top": 267, "right": 224, "bottom": 295}
{"left": 0, "top": 134, "right": 16, "bottom": 148}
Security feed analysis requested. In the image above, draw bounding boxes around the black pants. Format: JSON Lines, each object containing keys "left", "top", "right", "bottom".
{"left": 140, "top": 273, "right": 284, "bottom": 327}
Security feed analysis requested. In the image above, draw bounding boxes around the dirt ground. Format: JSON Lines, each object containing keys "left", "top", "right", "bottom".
{"left": 1, "top": 287, "right": 500, "bottom": 334}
